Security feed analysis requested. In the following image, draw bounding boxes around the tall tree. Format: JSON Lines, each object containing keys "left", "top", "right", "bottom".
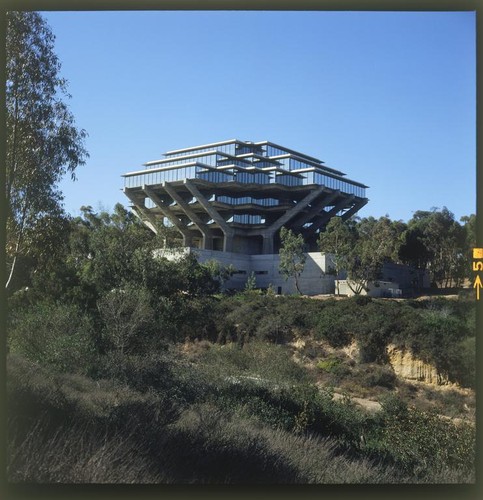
{"left": 460, "top": 214, "right": 476, "bottom": 283}
{"left": 5, "top": 11, "right": 88, "bottom": 291}
{"left": 400, "top": 208, "right": 467, "bottom": 288}
{"left": 318, "top": 216, "right": 355, "bottom": 295}
{"left": 319, "top": 216, "right": 405, "bottom": 295}
{"left": 279, "top": 227, "right": 306, "bottom": 295}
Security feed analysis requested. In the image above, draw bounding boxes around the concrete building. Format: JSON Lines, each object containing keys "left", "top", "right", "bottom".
{"left": 156, "top": 247, "right": 336, "bottom": 295}
{"left": 123, "top": 139, "right": 368, "bottom": 254}
{"left": 336, "top": 262, "right": 431, "bottom": 298}
{"left": 123, "top": 139, "right": 368, "bottom": 294}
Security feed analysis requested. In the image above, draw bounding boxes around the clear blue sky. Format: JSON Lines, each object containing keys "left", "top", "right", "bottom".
{"left": 43, "top": 10, "right": 476, "bottom": 223}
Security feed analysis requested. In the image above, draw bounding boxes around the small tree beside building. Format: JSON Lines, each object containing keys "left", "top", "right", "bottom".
{"left": 279, "top": 227, "right": 306, "bottom": 295}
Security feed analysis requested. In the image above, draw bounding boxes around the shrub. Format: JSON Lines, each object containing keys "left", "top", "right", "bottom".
{"left": 409, "top": 312, "right": 470, "bottom": 383}
{"left": 7, "top": 415, "right": 165, "bottom": 483}
{"left": 356, "top": 364, "right": 397, "bottom": 389}
{"left": 174, "top": 296, "right": 222, "bottom": 342}
{"left": 367, "top": 394, "right": 476, "bottom": 478}
{"left": 198, "top": 340, "right": 311, "bottom": 388}
{"left": 97, "top": 285, "right": 155, "bottom": 354}
{"left": 317, "top": 358, "right": 341, "bottom": 373}
{"left": 315, "top": 305, "right": 353, "bottom": 347}
{"left": 449, "top": 336, "right": 475, "bottom": 389}
{"left": 7, "top": 301, "right": 95, "bottom": 373}
{"left": 350, "top": 295, "right": 372, "bottom": 306}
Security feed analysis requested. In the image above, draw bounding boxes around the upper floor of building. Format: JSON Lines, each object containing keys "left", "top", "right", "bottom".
{"left": 122, "top": 139, "right": 368, "bottom": 199}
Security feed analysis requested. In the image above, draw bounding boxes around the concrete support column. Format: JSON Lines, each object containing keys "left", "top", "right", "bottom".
{"left": 340, "top": 198, "right": 368, "bottom": 221}
{"left": 262, "top": 232, "right": 275, "bottom": 254}
{"left": 163, "top": 181, "right": 214, "bottom": 247}
{"left": 265, "top": 184, "right": 326, "bottom": 234}
{"left": 310, "top": 195, "right": 356, "bottom": 233}
{"left": 185, "top": 179, "right": 235, "bottom": 252}
{"left": 223, "top": 233, "right": 234, "bottom": 253}
{"left": 202, "top": 234, "right": 214, "bottom": 250}
{"left": 183, "top": 233, "right": 193, "bottom": 247}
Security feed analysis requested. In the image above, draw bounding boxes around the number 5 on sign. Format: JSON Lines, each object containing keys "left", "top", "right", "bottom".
{"left": 473, "top": 262, "right": 483, "bottom": 271}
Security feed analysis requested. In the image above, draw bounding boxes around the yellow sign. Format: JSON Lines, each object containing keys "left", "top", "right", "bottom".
{"left": 474, "top": 275, "right": 482, "bottom": 301}
{"left": 473, "top": 248, "right": 483, "bottom": 259}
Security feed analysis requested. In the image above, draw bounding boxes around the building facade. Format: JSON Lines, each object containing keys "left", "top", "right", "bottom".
{"left": 156, "top": 247, "right": 337, "bottom": 295}
{"left": 123, "top": 139, "right": 368, "bottom": 255}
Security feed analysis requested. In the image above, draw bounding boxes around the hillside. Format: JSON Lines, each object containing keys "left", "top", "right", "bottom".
{"left": 7, "top": 292, "right": 476, "bottom": 484}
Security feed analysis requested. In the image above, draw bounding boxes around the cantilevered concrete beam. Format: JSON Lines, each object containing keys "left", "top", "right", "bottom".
{"left": 131, "top": 206, "right": 158, "bottom": 234}
{"left": 185, "top": 180, "right": 235, "bottom": 252}
{"left": 291, "top": 190, "right": 340, "bottom": 229}
{"left": 258, "top": 185, "right": 326, "bottom": 254}
{"left": 124, "top": 187, "right": 161, "bottom": 234}
{"left": 143, "top": 185, "right": 193, "bottom": 247}
{"left": 340, "top": 198, "right": 368, "bottom": 221}
{"left": 163, "top": 182, "right": 214, "bottom": 250}
{"left": 309, "top": 194, "right": 356, "bottom": 233}
{"left": 265, "top": 184, "right": 327, "bottom": 234}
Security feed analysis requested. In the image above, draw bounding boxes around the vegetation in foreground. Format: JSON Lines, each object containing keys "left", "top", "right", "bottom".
{"left": 5, "top": 202, "right": 476, "bottom": 484}
{"left": 7, "top": 243, "right": 476, "bottom": 483}
{"left": 5, "top": 11, "right": 476, "bottom": 484}
{"left": 5, "top": 201, "right": 476, "bottom": 485}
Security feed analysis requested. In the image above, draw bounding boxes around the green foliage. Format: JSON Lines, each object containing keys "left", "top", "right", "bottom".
{"left": 315, "top": 302, "right": 353, "bottom": 347}
{"left": 97, "top": 286, "right": 155, "bottom": 354}
{"left": 279, "top": 227, "right": 306, "bottom": 294}
{"left": 394, "top": 302, "right": 474, "bottom": 387}
{"left": 318, "top": 217, "right": 355, "bottom": 294}
{"left": 453, "top": 336, "right": 475, "bottom": 389}
{"left": 244, "top": 271, "right": 257, "bottom": 292}
{"left": 7, "top": 301, "right": 95, "bottom": 373}
{"left": 374, "top": 395, "right": 475, "bottom": 476}
{"left": 216, "top": 295, "right": 320, "bottom": 344}
{"left": 399, "top": 208, "right": 469, "bottom": 288}
{"left": 5, "top": 12, "right": 88, "bottom": 291}
{"left": 317, "top": 357, "right": 342, "bottom": 373}
{"left": 355, "top": 364, "right": 397, "bottom": 389}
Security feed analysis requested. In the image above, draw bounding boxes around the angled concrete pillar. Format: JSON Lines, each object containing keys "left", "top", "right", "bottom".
{"left": 124, "top": 188, "right": 161, "bottom": 235}
{"left": 143, "top": 185, "right": 193, "bottom": 244}
{"left": 185, "top": 179, "right": 235, "bottom": 252}
{"left": 340, "top": 198, "right": 368, "bottom": 221}
{"left": 130, "top": 206, "right": 159, "bottom": 234}
{"left": 163, "top": 182, "right": 214, "bottom": 250}
{"left": 310, "top": 194, "right": 356, "bottom": 232}
{"left": 265, "top": 184, "right": 326, "bottom": 234}
{"left": 291, "top": 190, "right": 340, "bottom": 229}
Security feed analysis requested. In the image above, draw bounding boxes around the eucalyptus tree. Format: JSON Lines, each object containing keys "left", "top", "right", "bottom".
{"left": 279, "top": 227, "right": 306, "bottom": 295}
{"left": 460, "top": 214, "right": 476, "bottom": 283}
{"left": 319, "top": 216, "right": 405, "bottom": 295}
{"left": 318, "top": 216, "right": 355, "bottom": 295}
{"left": 5, "top": 11, "right": 88, "bottom": 291}
{"left": 399, "top": 208, "right": 467, "bottom": 287}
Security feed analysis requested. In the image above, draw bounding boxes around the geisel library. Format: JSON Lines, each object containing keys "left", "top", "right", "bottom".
{"left": 123, "top": 139, "right": 383, "bottom": 295}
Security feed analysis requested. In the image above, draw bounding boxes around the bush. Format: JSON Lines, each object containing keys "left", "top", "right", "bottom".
{"left": 97, "top": 285, "right": 155, "bottom": 354}
{"left": 198, "top": 341, "right": 311, "bottom": 387}
{"left": 315, "top": 305, "right": 353, "bottom": 347}
{"left": 317, "top": 358, "right": 341, "bottom": 373}
{"left": 356, "top": 364, "right": 397, "bottom": 389}
{"left": 409, "top": 312, "right": 470, "bottom": 383}
{"left": 7, "top": 354, "right": 180, "bottom": 428}
{"left": 375, "top": 395, "right": 475, "bottom": 477}
{"left": 449, "top": 336, "right": 475, "bottom": 389}
{"left": 7, "top": 301, "right": 95, "bottom": 373}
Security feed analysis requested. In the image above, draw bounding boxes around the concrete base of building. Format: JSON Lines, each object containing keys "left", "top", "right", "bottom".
{"left": 336, "top": 279, "right": 403, "bottom": 298}
{"left": 156, "top": 247, "right": 336, "bottom": 296}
